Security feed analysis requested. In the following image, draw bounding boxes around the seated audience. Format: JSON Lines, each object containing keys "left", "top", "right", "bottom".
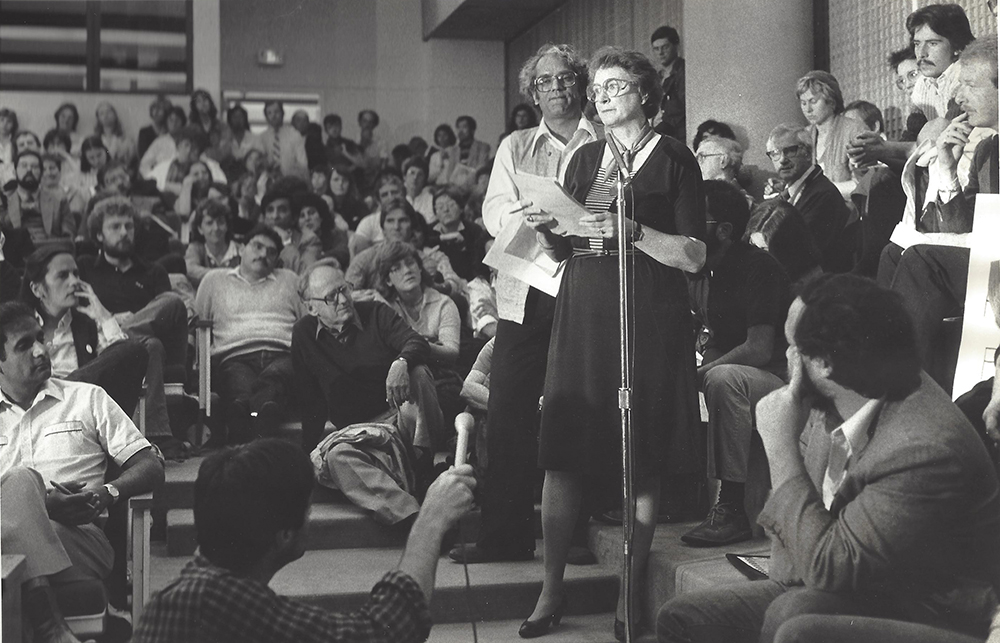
{"left": 0, "top": 150, "right": 75, "bottom": 245}
{"left": 378, "top": 241, "right": 461, "bottom": 370}
{"left": 190, "top": 89, "right": 233, "bottom": 166}
{"left": 78, "top": 135, "right": 110, "bottom": 197}
{"left": 657, "top": 274, "right": 1000, "bottom": 643}
{"left": 843, "top": 100, "right": 884, "bottom": 138}
{"left": 194, "top": 224, "right": 303, "bottom": 443}
{"left": 427, "top": 123, "right": 456, "bottom": 162}
{"left": 691, "top": 119, "right": 737, "bottom": 152}
{"left": 745, "top": 200, "right": 823, "bottom": 292}
{"left": 0, "top": 107, "right": 14, "bottom": 166}
{"left": 347, "top": 200, "right": 463, "bottom": 298}
{"left": 21, "top": 243, "right": 148, "bottom": 416}
{"left": 94, "top": 101, "right": 137, "bottom": 169}
{"left": 184, "top": 199, "right": 243, "bottom": 288}
{"left": 226, "top": 103, "right": 262, "bottom": 170}
{"left": 357, "top": 109, "right": 388, "bottom": 190}
{"left": 322, "top": 113, "right": 360, "bottom": 169}
{"left": 260, "top": 187, "right": 296, "bottom": 246}
{"left": 409, "top": 136, "right": 429, "bottom": 160}
{"left": 294, "top": 260, "right": 443, "bottom": 521}
{"left": 174, "top": 160, "right": 226, "bottom": 220}
{"left": 507, "top": 103, "right": 539, "bottom": 135}
{"left": 137, "top": 94, "right": 172, "bottom": 162}
{"left": 78, "top": 197, "right": 189, "bottom": 452}
{"left": 134, "top": 438, "right": 474, "bottom": 643}
{"left": 15, "top": 130, "right": 42, "bottom": 155}
{"left": 682, "top": 181, "right": 790, "bottom": 547}
{"left": 0, "top": 300, "right": 163, "bottom": 643}
{"left": 279, "top": 192, "right": 349, "bottom": 274}
{"left": 887, "top": 48, "right": 926, "bottom": 143}
{"left": 429, "top": 116, "right": 492, "bottom": 189}
{"left": 877, "top": 38, "right": 997, "bottom": 389}
{"left": 308, "top": 162, "right": 336, "bottom": 214}
{"left": 466, "top": 238, "right": 498, "bottom": 340}
{"left": 403, "top": 156, "right": 435, "bottom": 223}
{"left": 42, "top": 129, "right": 83, "bottom": 201}
{"left": 763, "top": 124, "right": 851, "bottom": 272}
{"left": 908, "top": 3, "right": 975, "bottom": 122}
{"left": 352, "top": 170, "right": 407, "bottom": 252}
{"left": 53, "top": 102, "right": 82, "bottom": 158}
{"left": 260, "top": 100, "right": 308, "bottom": 180}
{"left": 431, "top": 185, "right": 484, "bottom": 281}
{"left": 148, "top": 126, "right": 226, "bottom": 198}
{"left": 328, "top": 163, "right": 369, "bottom": 231}
{"left": 139, "top": 105, "right": 187, "bottom": 178}
{"left": 796, "top": 70, "right": 867, "bottom": 200}
{"left": 695, "top": 136, "right": 754, "bottom": 206}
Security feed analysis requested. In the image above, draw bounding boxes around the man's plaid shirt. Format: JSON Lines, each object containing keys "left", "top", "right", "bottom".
{"left": 134, "top": 556, "right": 431, "bottom": 643}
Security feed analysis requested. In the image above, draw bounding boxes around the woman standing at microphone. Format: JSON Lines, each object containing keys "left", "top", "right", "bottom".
{"left": 519, "top": 47, "right": 706, "bottom": 640}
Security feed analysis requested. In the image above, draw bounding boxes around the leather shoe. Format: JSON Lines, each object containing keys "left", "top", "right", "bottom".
{"left": 519, "top": 596, "right": 566, "bottom": 638}
{"left": 680, "top": 502, "right": 752, "bottom": 546}
{"left": 449, "top": 543, "right": 534, "bottom": 564}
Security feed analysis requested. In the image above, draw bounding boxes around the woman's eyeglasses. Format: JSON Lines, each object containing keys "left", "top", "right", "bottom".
{"left": 586, "top": 78, "right": 638, "bottom": 102}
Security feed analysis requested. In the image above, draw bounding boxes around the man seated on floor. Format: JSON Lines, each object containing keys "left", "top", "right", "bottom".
{"left": 657, "top": 274, "right": 1000, "bottom": 643}
{"left": 21, "top": 244, "right": 148, "bottom": 416}
{"left": 681, "top": 180, "right": 791, "bottom": 547}
{"left": 876, "top": 38, "right": 998, "bottom": 390}
{"left": 134, "top": 438, "right": 475, "bottom": 643}
{"left": 194, "top": 224, "right": 303, "bottom": 444}
{"left": 293, "top": 259, "right": 443, "bottom": 523}
{"left": 763, "top": 124, "right": 851, "bottom": 273}
{"left": 77, "top": 197, "right": 189, "bottom": 456}
{"left": 0, "top": 301, "right": 164, "bottom": 643}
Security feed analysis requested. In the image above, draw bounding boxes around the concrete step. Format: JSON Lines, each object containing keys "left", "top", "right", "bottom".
{"left": 150, "top": 544, "right": 619, "bottom": 625}
{"left": 427, "top": 612, "right": 657, "bottom": 642}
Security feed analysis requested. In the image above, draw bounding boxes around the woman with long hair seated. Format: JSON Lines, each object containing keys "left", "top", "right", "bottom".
{"left": 329, "top": 163, "right": 370, "bottom": 231}
{"left": 175, "top": 160, "right": 226, "bottom": 220}
{"left": 78, "top": 135, "right": 111, "bottom": 197}
{"left": 279, "top": 192, "right": 350, "bottom": 274}
{"left": 185, "top": 200, "right": 243, "bottom": 288}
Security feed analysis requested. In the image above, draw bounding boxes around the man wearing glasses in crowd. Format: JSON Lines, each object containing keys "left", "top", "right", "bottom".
{"left": 292, "top": 259, "right": 442, "bottom": 524}
{"left": 194, "top": 224, "right": 304, "bottom": 445}
{"left": 452, "top": 43, "right": 601, "bottom": 565}
{"left": 762, "top": 124, "right": 851, "bottom": 273}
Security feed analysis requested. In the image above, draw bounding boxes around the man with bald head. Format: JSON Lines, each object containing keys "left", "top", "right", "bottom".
{"left": 291, "top": 259, "right": 443, "bottom": 459}
{"left": 696, "top": 137, "right": 754, "bottom": 206}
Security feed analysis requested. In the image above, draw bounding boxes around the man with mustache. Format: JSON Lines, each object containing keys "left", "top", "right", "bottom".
{"left": 0, "top": 150, "right": 75, "bottom": 244}
{"left": 908, "top": 3, "right": 975, "bottom": 123}
{"left": 194, "top": 224, "right": 304, "bottom": 444}
{"left": 0, "top": 300, "right": 163, "bottom": 643}
{"left": 657, "top": 274, "right": 1000, "bottom": 643}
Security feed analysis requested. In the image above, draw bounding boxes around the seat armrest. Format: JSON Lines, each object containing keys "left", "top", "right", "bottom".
{"left": 129, "top": 493, "right": 154, "bottom": 625}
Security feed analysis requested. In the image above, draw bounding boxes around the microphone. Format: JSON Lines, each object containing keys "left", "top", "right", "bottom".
{"left": 454, "top": 412, "right": 474, "bottom": 467}
{"left": 606, "top": 132, "right": 630, "bottom": 183}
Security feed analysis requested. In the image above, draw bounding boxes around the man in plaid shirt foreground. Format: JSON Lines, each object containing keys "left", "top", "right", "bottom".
{"left": 134, "top": 438, "right": 475, "bottom": 643}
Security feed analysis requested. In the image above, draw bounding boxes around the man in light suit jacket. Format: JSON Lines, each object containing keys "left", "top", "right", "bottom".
{"left": 657, "top": 274, "right": 1000, "bottom": 643}
{"left": 0, "top": 150, "right": 75, "bottom": 245}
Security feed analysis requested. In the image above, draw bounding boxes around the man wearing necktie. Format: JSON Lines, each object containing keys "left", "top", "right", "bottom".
{"left": 657, "top": 274, "right": 1000, "bottom": 643}
{"left": 259, "top": 100, "right": 308, "bottom": 180}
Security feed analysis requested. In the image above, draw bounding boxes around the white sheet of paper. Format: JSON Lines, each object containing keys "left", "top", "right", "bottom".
{"left": 953, "top": 194, "right": 1000, "bottom": 399}
{"left": 511, "top": 172, "right": 593, "bottom": 238}
{"left": 483, "top": 217, "right": 564, "bottom": 297}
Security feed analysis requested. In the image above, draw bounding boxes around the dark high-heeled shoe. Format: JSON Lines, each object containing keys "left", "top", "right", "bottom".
{"left": 614, "top": 617, "right": 626, "bottom": 641}
{"left": 518, "top": 596, "right": 567, "bottom": 638}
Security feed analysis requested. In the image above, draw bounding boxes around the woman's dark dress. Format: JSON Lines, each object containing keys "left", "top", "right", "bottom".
{"left": 538, "top": 136, "right": 705, "bottom": 478}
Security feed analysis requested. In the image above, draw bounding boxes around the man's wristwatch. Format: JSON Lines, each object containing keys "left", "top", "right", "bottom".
{"left": 103, "top": 483, "right": 120, "bottom": 505}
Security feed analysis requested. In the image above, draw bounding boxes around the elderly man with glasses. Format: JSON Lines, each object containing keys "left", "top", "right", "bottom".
{"left": 763, "top": 124, "right": 851, "bottom": 272}
{"left": 291, "top": 259, "right": 443, "bottom": 526}
{"left": 194, "top": 224, "right": 305, "bottom": 445}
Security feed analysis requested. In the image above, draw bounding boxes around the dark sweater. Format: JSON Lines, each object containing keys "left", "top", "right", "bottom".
{"left": 292, "top": 301, "right": 430, "bottom": 448}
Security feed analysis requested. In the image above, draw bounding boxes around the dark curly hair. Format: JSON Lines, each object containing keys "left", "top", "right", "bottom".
{"left": 795, "top": 274, "right": 921, "bottom": 401}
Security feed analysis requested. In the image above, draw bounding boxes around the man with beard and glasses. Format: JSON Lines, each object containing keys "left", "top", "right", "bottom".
{"left": 77, "top": 197, "right": 190, "bottom": 456}
{"left": 448, "top": 43, "right": 601, "bottom": 565}
{"left": 657, "top": 274, "right": 1000, "bottom": 643}
{"left": 194, "top": 224, "right": 303, "bottom": 445}
{"left": 0, "top": 150, "right": 76, "bottom": 245}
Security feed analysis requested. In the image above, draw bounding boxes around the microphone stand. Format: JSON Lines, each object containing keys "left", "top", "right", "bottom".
{"left": 608, "top": 133, "right": 636, "bottom": 643}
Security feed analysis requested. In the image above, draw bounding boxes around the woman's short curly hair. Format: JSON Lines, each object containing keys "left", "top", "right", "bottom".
{"left": 375, "top": 241, "right": 432, "bottom": 301}
{"left": 588, "top": 46, "right": 663, "bottom": 120}
{"left": 518, "top": 43, "right": 589, "bottom": 105}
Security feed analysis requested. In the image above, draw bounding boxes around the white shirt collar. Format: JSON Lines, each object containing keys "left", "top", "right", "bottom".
{"left": 531, "top": 116, "right": 598, "bottom": 153}
{"left": 834, "top": 397, "right": 883, "bottom": 462}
